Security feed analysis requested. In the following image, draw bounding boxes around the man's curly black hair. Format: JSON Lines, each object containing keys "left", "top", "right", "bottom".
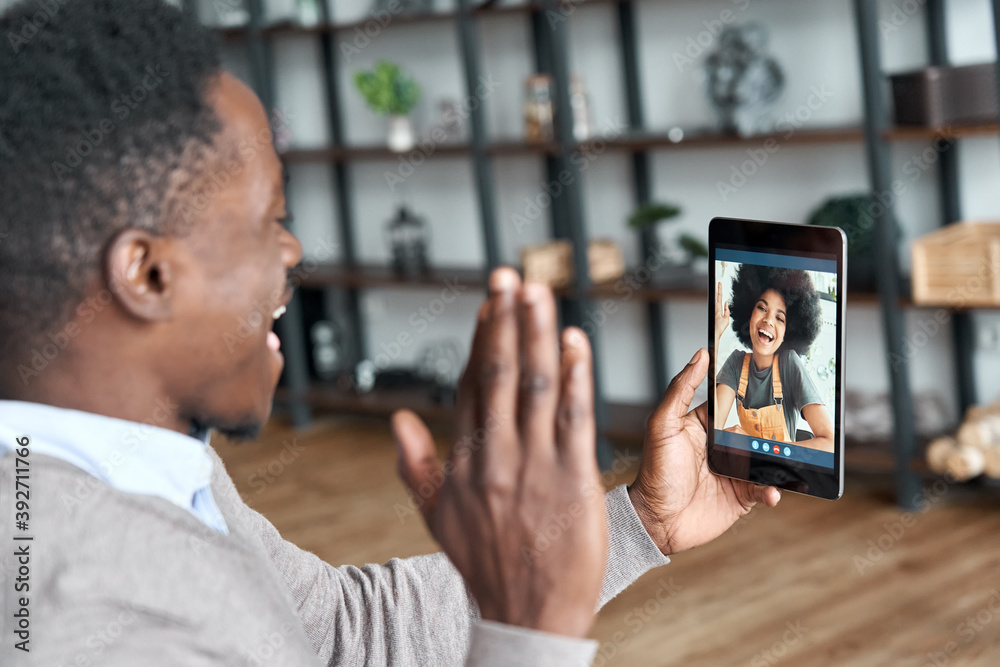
{"left": 0, "top": 0, "right": 222, "bottom": 360}
{"left": 729, "top": 264, "right": 822, "bottom": 356}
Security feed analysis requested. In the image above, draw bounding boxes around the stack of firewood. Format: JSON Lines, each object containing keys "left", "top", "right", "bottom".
{"left": 926, "top": 403, "right": 1000, "bottom": 481}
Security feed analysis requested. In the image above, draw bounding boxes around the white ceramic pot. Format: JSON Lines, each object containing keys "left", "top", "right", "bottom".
{"left": 387, "top": 115, "right": 415, "bottom": 153}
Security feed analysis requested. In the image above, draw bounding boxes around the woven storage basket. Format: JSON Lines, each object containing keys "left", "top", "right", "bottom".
{"left": 522, "top": 239, "right": 625, "bottom": 288}
{"left": 911, "top": 222, "right": 1000, "bottom": 306}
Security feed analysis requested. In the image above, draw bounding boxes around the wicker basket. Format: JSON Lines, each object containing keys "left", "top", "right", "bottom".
{"left": 521, "top": 239, "right": 625, "bottom": 288}
{"left": 911, "top": 222, "right": 1000, "bottom": 306}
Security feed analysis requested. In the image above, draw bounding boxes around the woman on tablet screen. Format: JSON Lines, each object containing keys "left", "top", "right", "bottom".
{"left": 714, "top": 264, "right": 834, "bottom": 452}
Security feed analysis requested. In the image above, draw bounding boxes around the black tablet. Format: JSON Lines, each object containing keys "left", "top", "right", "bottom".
{"left": 708, "top": 217, "right": 845, "bottom": 500}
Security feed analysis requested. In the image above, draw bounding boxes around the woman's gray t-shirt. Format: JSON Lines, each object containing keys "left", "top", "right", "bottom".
{"left": 717, "top": 348, "right": 824, "bottom": 440}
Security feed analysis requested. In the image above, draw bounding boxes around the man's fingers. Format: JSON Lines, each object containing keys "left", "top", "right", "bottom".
{"left": 556, "top": 327, "right": 596, "bottom": 467}
{"left": 693, "top": 401, "right": 708, "bottom": 430}
{"left": 736, "top": 481, "right": 782, "bottom": 509}
{"left": 477, "top": 267, "right": 522, "bottom": 474}
{"left": 392, "top": 410, "right": 444, "bottom": 524}
{"left": 517, "top": 282, "right": 560, "bottom": 458}
{"left": 655, "top": 348, "right": 709, "bottom": 423}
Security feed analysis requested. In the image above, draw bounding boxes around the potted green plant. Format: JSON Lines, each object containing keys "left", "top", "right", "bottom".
{"left": 807, "top": 193, "right": 899, "bottom": 290}
{"left": 354, "top": 61, "right": 421, "bottom": 152}
{"left": 627, "top": 202, "right": 708, "bottom": 278}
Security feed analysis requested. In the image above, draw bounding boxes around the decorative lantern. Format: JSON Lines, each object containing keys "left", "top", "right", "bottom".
{"left": 386, "top": 206, "right": 430, "bottom": 276}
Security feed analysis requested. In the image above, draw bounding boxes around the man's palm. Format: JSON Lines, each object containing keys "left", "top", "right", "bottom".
{"left": 628, "top": 349, "right": 781, "bottom": 556}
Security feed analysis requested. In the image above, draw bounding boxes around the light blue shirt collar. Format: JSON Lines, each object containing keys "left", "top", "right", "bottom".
{"left": 0, "top": 400, "right": 229, "bottom": 534}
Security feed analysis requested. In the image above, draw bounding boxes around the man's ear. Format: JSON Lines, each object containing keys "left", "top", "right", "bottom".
{"left": 106, "top": 229, "right": 174, "bottom": 322}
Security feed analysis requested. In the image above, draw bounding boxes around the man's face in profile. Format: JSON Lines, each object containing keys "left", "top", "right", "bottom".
{"left": 163, "top": 71, "right": 302, "bottom": 439}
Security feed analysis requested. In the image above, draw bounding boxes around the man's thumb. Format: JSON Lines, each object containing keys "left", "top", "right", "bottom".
{"left": 392, "top": 409, "right": 442, "bottom": 523}
{"left": 655, "top": 348, "right": 709, "bottom": 423}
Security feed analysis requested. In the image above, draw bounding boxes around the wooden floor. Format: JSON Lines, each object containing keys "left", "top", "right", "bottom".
{"left": 215, "top": 414, "right": 1000, "bottom": 666}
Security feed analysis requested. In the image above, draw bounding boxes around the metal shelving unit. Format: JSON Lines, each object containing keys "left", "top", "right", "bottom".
{"left": 194, "top": 0, "right": 1000, "bottom": 506}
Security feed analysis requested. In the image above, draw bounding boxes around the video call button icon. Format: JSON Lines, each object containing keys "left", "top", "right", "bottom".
{"left": 784, "top": 446, "right": 792, "bottom": 456}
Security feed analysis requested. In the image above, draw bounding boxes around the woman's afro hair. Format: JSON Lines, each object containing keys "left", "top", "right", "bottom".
{"left": 729, "top": 264, "right": 822, "bottom": 355}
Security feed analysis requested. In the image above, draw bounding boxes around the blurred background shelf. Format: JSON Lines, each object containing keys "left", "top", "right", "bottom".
{"left": 195, "top": 0, "right": 1000, "bottom": 508}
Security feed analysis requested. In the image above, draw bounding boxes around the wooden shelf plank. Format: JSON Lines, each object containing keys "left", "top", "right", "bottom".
{"left": 884, "top": 123, "right": 999, "bottom": 142}
{"left": 486, "top": 139, "right": 558, "bottom": 156}
{"left": 281, "top": 141, "right": 555, "bottom": 163}
{"left": 296, "top": 263, "right": 488, "bottom": 291}
{"left": 595, "top": 126, "right": 866, "bottom": 152}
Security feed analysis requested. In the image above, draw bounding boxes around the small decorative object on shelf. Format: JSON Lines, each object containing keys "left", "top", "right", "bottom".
{"left": 296, "top": 0, "right": 322, "bottom": 26}
{"left": 911, "top": 222, "right": 1000, "bottom": 307}
{"left": 354, "top": 61, "right": 421, "bottom": 152}
{"left": 926, "top": 401, "right": 1000, "bottom": 481}
{"left": 807, "top": 194, "right": 887, "bottom": 291}
{"left": 627, "top": 202, "right": 708, "bottom": 279}
{"left": 310, "top": 320, "right": 344, "bottom": 382}
{"left": 704, "top": 23, "right": 784, "bottom": 136}
{"left": 386, "top": 205, "right": 430, "bottom": 276}
{"left": 436, "top": 99, "right": 464, "bottom": 142}
{"left": 890, "top": 63, "right": 997, "bottom": 127}
{"left": 569, "top": 74, "right": 591, "bottom": 142}
{"left": 524, "top": 74, "right": 555, "bottom": 144}
{"left": 521, "top": 239, "right": 625, "bottom": 288}
{"left": 416, "top": 338, "right": 463, "bottom": 405}
{"left": 211, "top": 0, "right": 250, "bottom": 27}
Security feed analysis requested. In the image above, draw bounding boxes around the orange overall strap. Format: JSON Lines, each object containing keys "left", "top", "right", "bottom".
{"left": 771, "top": 356, "right": 783, "bottom": 403}
{"left": 736, "top": 353, "right": 751, "bottom": 403}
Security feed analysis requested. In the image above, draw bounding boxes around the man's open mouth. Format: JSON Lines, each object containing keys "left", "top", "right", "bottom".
{"left": 267, "top": 304, "right": 287, "bottom": 353}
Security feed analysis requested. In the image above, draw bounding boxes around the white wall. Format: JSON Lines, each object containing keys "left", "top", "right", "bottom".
{"left": 229, "top": 0, "right": 1000, "bottom": 413}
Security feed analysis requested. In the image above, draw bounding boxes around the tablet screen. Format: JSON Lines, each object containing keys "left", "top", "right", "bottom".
{"left": 708, "top": 217, "right": 844, "bottom": 499}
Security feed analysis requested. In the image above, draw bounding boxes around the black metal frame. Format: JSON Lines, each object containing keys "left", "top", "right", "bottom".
{"left": 617, "top": 0, "right": 669, "bottom": 398}
{"left": 928, "top": 0, "right": 978, "bottom": 415}
{"left": 852, "top": 0, "right": 920, "bottom": 509}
